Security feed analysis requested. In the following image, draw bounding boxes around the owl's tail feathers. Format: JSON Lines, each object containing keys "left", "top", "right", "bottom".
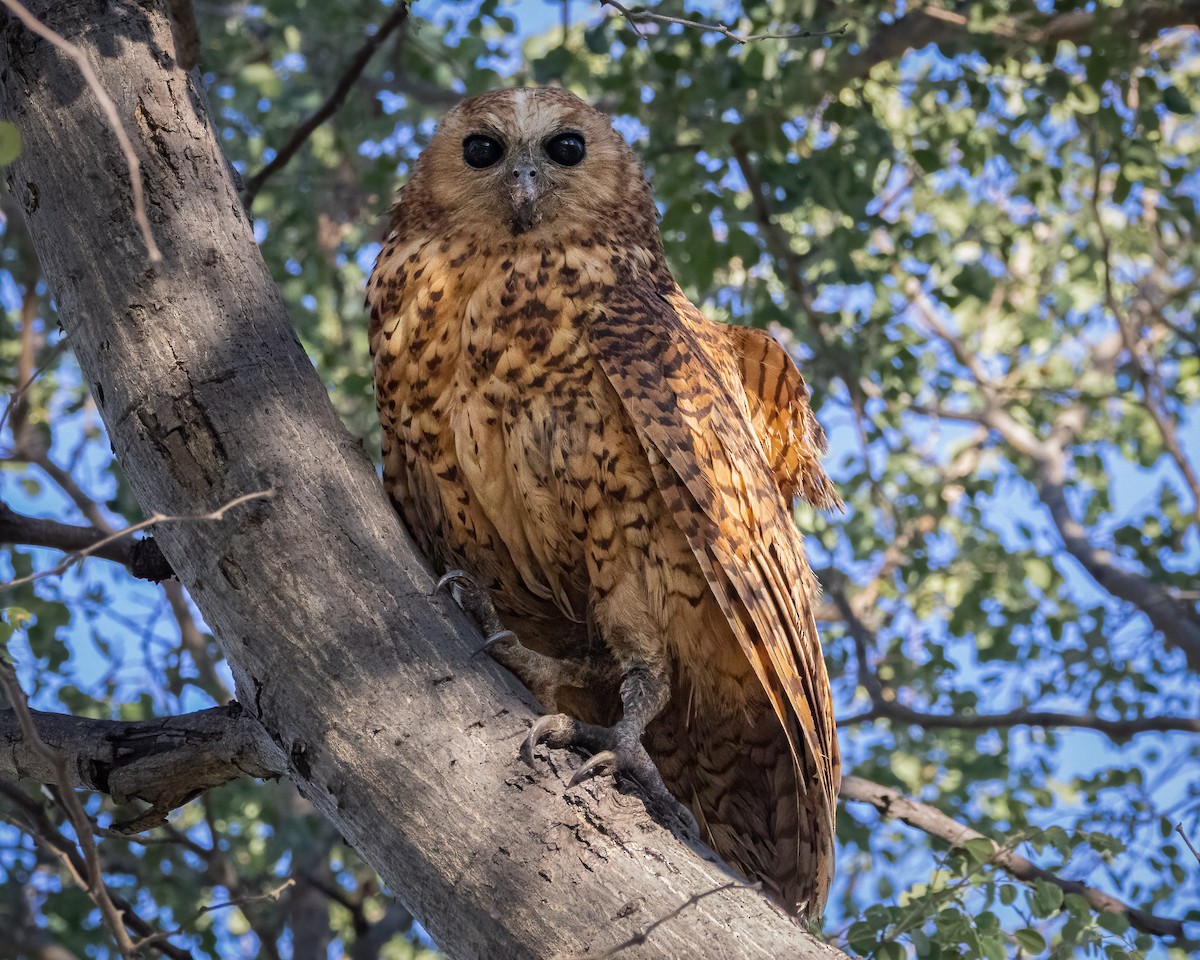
{"left": 650, "top": 695, "right": 836, "bottom": 920}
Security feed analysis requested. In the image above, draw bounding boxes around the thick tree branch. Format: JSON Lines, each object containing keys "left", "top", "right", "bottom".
{"left": 241, "top": 4, "right": 411, "bottom": 206}
{"left": 841, "top": 776, "right": 1186, "bottom": 939}
{"left": 835, "top": 3, "right": 1200, "bottom": 90}
{"left": 0, "top": 703, "right": 281, "bottom": 831}
{"left": 0, "top": 5, "right": 846, "bottom": 957}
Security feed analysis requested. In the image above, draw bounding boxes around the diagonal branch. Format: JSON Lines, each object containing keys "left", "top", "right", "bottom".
{"left": 840, "top": 776, "right": 1186, "bottom": 939}
{"left": 909, "top": 288, "right": 1200, "bottom": 670}
{"left": 0, "top": 501, "right": 174, "bottom": 581}
{"left": 0, "top": 488, "right": 271, "bottom": 591}
{"left": 241, "top": 4, "right": 411, "bottom": 206}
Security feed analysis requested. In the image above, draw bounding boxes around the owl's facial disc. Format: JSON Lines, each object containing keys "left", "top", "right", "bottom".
{"left": 459, "top": 127, "right": 589, "bottom": 235}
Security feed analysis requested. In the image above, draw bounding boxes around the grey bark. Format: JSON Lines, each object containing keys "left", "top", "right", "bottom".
{"left": 0, "top": 3, "right": 847, "bottom": 958}
{"left": 0, "top": 705, "right": 279, "bottom": 833}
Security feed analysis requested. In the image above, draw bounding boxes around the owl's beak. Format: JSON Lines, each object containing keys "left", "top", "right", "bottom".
{"left": 509, "top": 159, "right": 542, "bottom": 234}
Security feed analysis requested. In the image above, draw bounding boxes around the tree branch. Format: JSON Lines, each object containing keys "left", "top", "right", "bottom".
{"left": 840, "top": 776, "right": 1186, "bottom": 939}
{"left": 599, "top": 1, "right": 846, "bottom": 45}
{"left": 834, "top": 3, "right": 1200, "bottom": 90}
{"left": 0, "top": 703, "right": 282, "bottom": 832}
{"left": 840, "top": 701, "right": 1200, "bottom": 738}
{"left": 0, "top": 502, "right": 174, "bottom": 581}
{"left": 909, "top": 286, "right": 1200, "bottom": 670}
{"left": 241, "top": 4, "right": 411, "bottom": 206}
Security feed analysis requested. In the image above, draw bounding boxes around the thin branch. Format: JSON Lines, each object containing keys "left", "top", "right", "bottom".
{"left": 599, "top": 1, "right": 846, "bottom": 45}
{"left": 0, "top": 661, "right": 141, "bottom": 957}
{"left": 241, "top": 4, "right": 411, "bottom": 206}
{"left": 1177, "top": 823, "right": 1200, "bottom": 865}
{"left": 909, "top": 287, "right": 1200, "bottom": 670}
{"left": 1090, "top": 154, "right": 1200, "bottom": 526}
{"left": 131, "top": 878, "right": 295, "bottom": 954}
{"left": 0, "top": 783, "right": 194, "bottom": 960}
{"left": 840, "top": 776, "right": 1186, "bottom": 939}
{"left": 840, "top": 701, "right": 1200, "bottom": 738}
{"left": 0, "top": 488, "right": 273, "bottom": 591}
{"left": 0, "top": 339, "right": 66, "bottom": 442}
{"left": 0, "top": 0, "right": 161, "bottom": 261}
{"left": 0, "top": 501, "right": 174, "bottom": 581}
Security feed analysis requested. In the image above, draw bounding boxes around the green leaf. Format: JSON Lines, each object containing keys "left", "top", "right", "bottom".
{"left": 0, "top": 121, "right": 20, "bottom": 165}
{"left": 962, "top": 837, "right": 996, "bottom": 866}
{"left": 1162, "top": 86, "right": 1192, "bottom": 115}
{"left": 1030, "top": 880, "right": 1064, "bottom": 918}
{"left": 1014, "top": 928, "right": 1046, "bottom": 953}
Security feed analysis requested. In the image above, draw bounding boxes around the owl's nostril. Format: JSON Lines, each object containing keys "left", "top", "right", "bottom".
{"left": 512, "top": 161, "right": 538, "bottom": 180}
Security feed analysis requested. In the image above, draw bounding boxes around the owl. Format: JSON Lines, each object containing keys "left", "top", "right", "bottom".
{"left": 366, "top": 87, "right": 841, "bottom": 918}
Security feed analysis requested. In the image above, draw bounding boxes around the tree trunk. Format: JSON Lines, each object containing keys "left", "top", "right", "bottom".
{"left": 0, "top": 2, "right": 846, "bottom": 958}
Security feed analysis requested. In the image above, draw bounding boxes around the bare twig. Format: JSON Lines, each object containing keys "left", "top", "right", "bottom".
{"left": 0, "top": 339, "right": 66, "bottom": 441}
{"left": 599, "top": 1, "right": 846, "bottom": 45}
{"left": 0, "top": 501, "right": 173, "bottom": 580}
{"left": 131, "top": 878, "right": 295, "bottom": 954}
{"left": 241, "top": 4, "right": 411, "bottom": 205}
{"left": 0, "top": 488, "right": 273, "bottom": 591}
{"left": 1178, "top": 823, "right": 1200, "bottom": 865}
{"left": 0, "top": 660, "right": 142, "bottom": 957}
{"left": 841, "top": 776, "right": 1185, "bottom": 938}
{"left": 0, "top": 0, "right": 161, "bottom": 261}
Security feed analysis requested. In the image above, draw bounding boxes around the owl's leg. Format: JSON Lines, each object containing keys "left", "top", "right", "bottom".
{"left": 434, "top": 570, "right": 607, "bottom": 713}
{"left": 526, "top": 660, "right": 697, "bottom": 833}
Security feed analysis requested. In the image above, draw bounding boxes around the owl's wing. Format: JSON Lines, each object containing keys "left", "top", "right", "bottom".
{"left": 587, "top": 286, "right": 840, "bottom": 877}
{"left": 726, "top": 325, "right": 843, "bottom": 512}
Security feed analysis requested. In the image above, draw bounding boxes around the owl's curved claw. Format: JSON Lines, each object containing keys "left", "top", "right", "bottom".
{"left": 568, "top": 750, "right": 618, "bottom": 787}
{"left": 482, "top": 629, "right": 518, "bottom": 654}
{"left": 522, "top": 712, "right": 574, "bottom": 766}
{"left": 432, "top": 569, "right": 469, "bottom": 597}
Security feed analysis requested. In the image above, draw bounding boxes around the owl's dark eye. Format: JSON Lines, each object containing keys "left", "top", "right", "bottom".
{"left": 463, "top": 134, "right": 504, "bottom": 169}
{"left": 544, "top": 132, "right": 586, "bottom": 166}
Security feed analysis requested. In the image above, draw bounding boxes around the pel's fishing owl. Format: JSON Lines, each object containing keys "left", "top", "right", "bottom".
{"left": 366, "top": 87, "right": 841, "bottom": 917}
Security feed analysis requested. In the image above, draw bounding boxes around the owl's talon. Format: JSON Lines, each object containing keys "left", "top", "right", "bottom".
{"left": 482, "top": 629, "right": 518, "bottom": 653}
{"left": 523, "top": 712, "right": 575, "bottom": 765}
{"left": 568, "top": 749, "right": 618, "bottom": 787}
{"left": 432, "top": 569, "right": 469, "bottom": 597}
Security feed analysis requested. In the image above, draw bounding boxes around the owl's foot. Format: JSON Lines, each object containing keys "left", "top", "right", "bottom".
{"left": 434, "top": 570, "right": 607, "bottom": 712}
{"left": 525, "top": 666, "right": 699, "bottom": 835}
{"left": 434, "top": 569, "right": 509, "bottom": 642}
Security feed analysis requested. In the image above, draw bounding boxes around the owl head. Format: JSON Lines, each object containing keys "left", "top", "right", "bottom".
{"left": 398, "top": 87, "right": 658, "bottom": 246}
